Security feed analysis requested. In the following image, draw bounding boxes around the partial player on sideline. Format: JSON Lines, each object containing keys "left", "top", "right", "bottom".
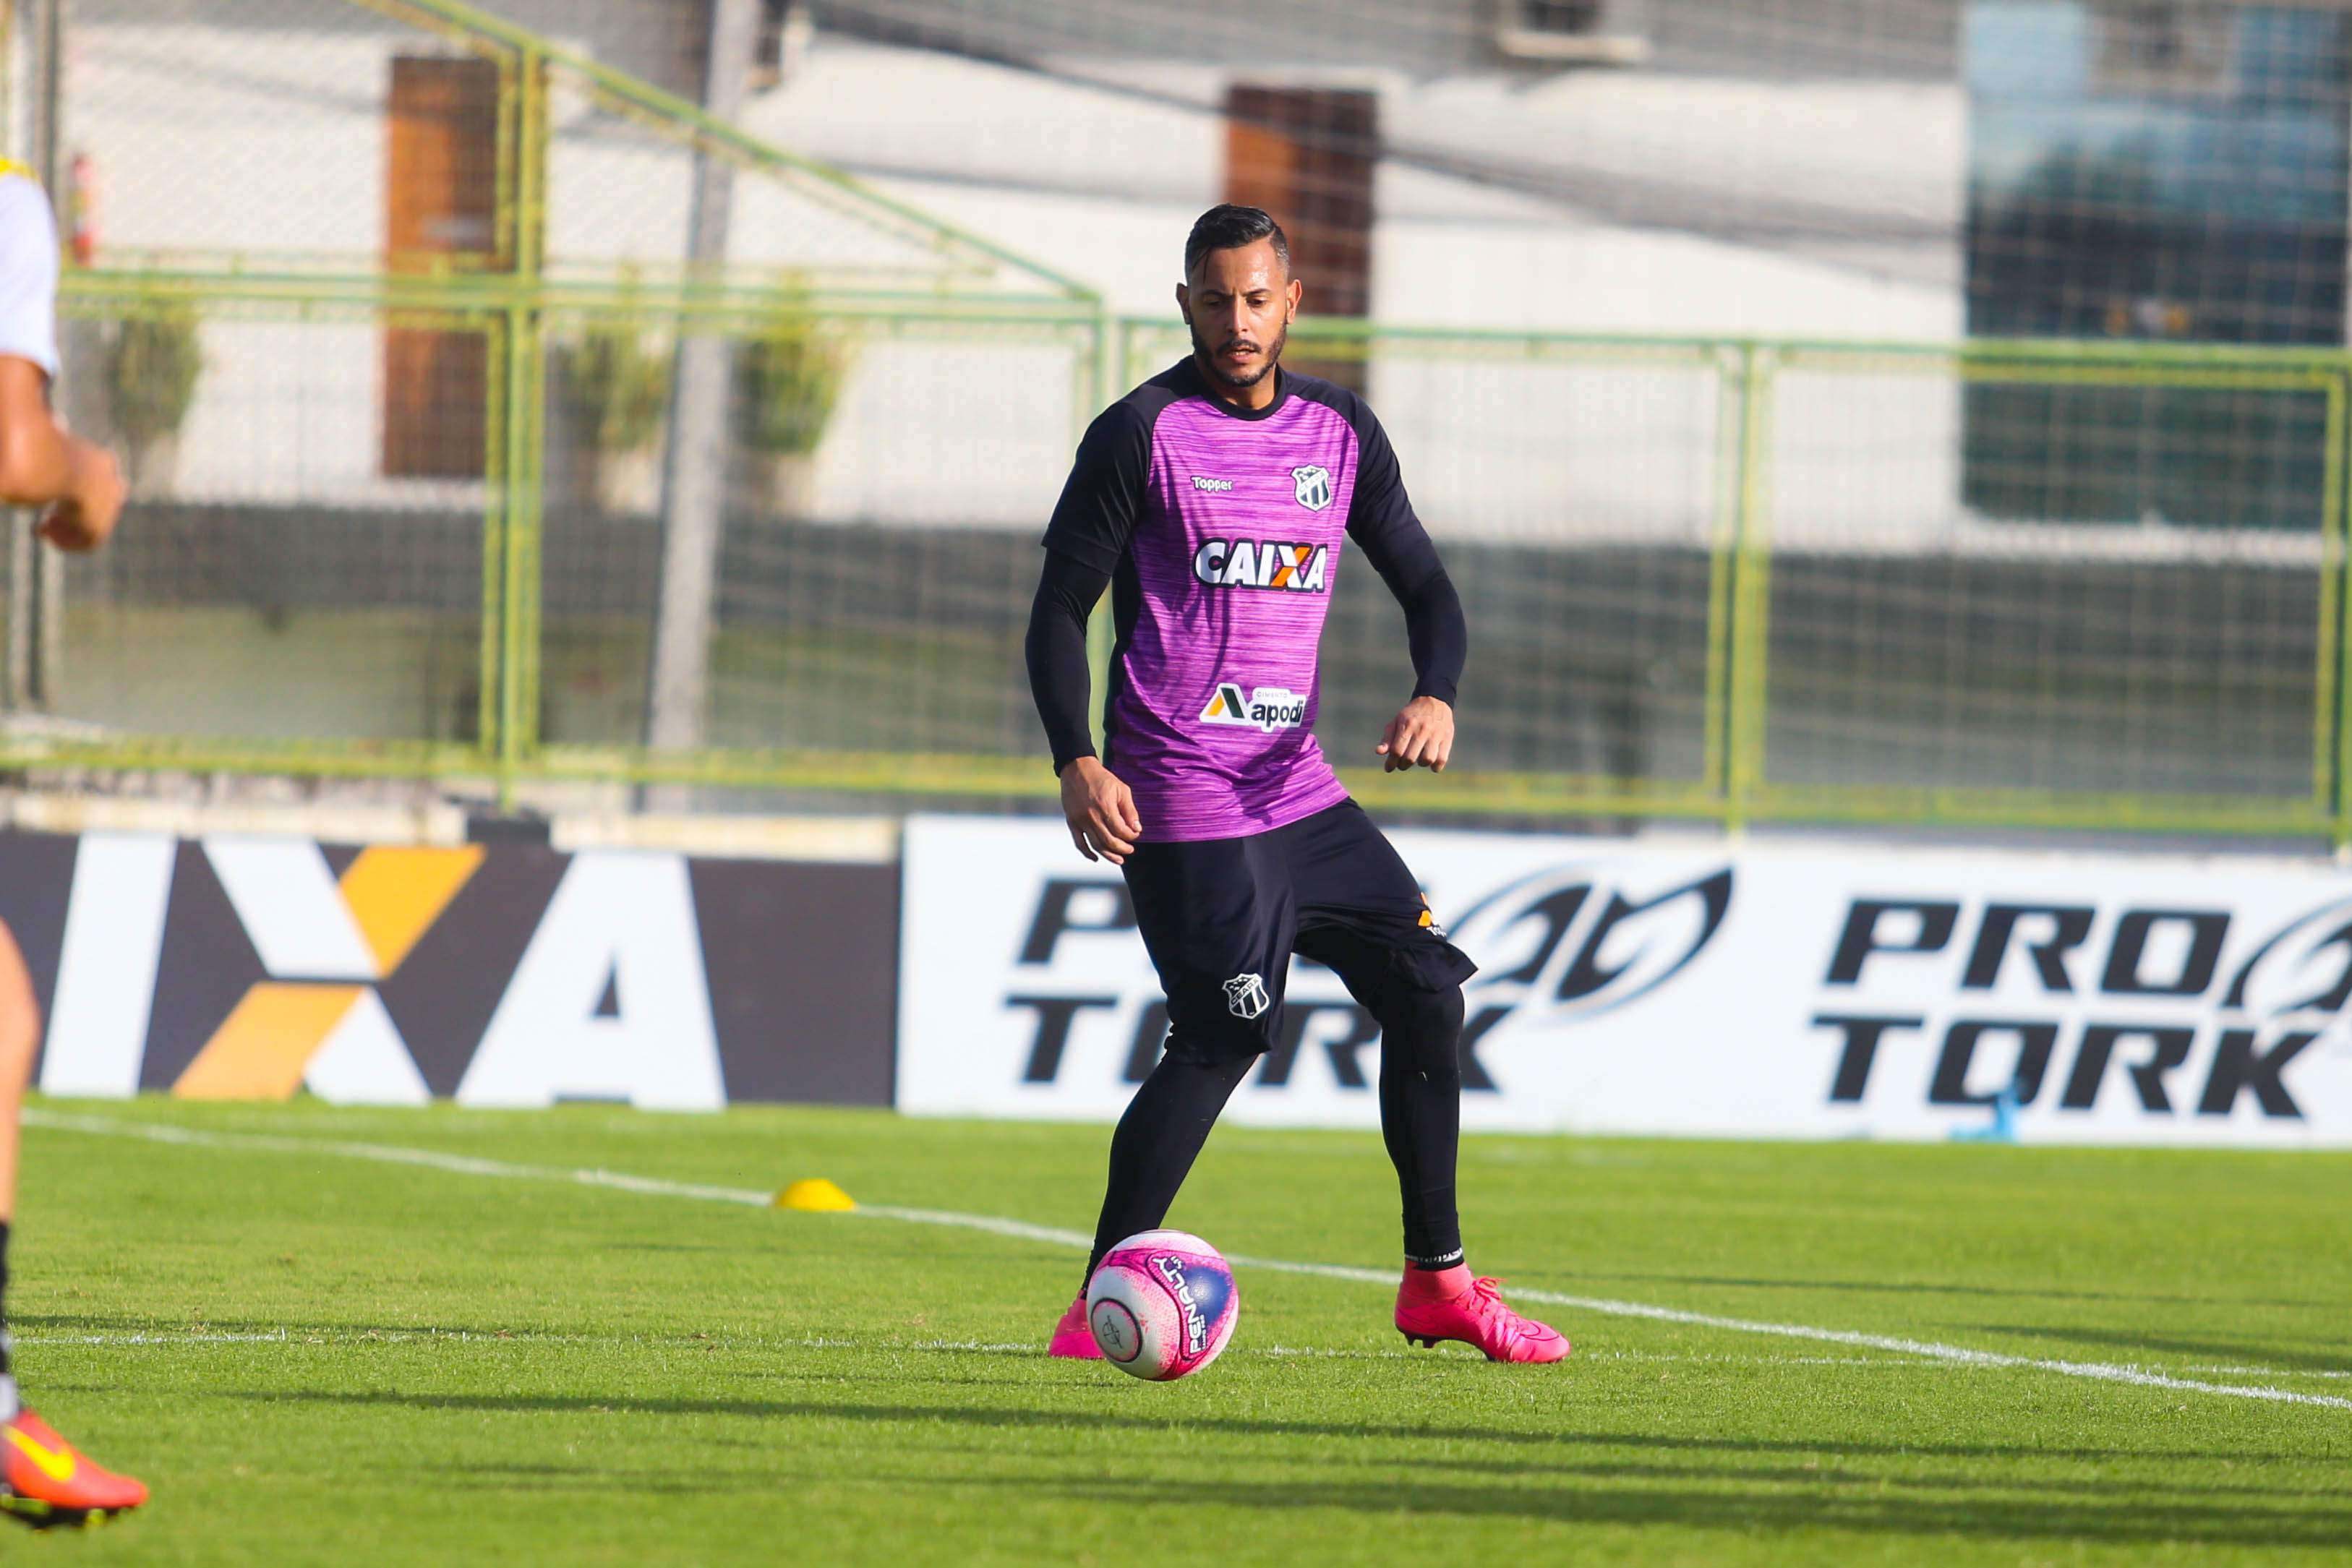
{"left": 0, "top": 158, "right": 148, "bottom": 1523}
{"left": 1025, "top": 205, "right": 1568, "bottom": 1364}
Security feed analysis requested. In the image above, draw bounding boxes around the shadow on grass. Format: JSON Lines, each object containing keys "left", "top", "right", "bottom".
{"left": 226, "top": 1386, "right": 2340, "bottom": 1469}
{"left": 976, "top": 1469, "right": 2352, "bottom": 1546}
{"left": 218, "top": 1392, "right": 2352, "bottom": 1548}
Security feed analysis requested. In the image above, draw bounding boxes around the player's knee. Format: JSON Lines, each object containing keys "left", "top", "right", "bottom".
{"left": 1149, "top": 1035, "right": 1261, "bottom": 1096}
{"left": 1372, "top": 973, "right": 1463, "bottom": 1040}
{"left": 1159, "top": 1001, "right": 1278, "bottom": 1071}
{"left": 0, "top": 968, "right": 38, "bottom": 1090}
{"left": 1370, "top": 977, "right": 1463, "bottom": 1081}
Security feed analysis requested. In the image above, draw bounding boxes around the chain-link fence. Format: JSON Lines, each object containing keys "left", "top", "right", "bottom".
{"left": 5, "top": 0, "right": 2350, "bottom": 843}
{"left": 1766, "top": 349, "right": 2333, "bottom": 807}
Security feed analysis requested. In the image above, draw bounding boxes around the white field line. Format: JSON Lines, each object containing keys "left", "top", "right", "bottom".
{"left": 26, "top": 1109, "right": 2352, "bottom": 1413}
{"left": 28, "top": 1332, "right": 300, "bottom": 1345}
{"left": 25, "top": 1109, "right": 774, "bottom": 1208}
{"left": 1197, "top": 1253, "right": 2352, "bottom": 1410}
{"left": 2191, "top": 1366, "right": 2352, "bottom": 1379}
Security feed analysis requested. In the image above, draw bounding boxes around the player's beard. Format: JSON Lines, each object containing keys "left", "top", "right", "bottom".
{"left": 1189, "top": 314, "right": 1288, "bottom": 390}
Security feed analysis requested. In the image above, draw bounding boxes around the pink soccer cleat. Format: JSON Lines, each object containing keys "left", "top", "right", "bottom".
{"left": 1049, "top": 1293, "right": 1104, "bottom": 1359}
{"left": 1395, "top": 1264, "right": 1570, "bottom": 1364}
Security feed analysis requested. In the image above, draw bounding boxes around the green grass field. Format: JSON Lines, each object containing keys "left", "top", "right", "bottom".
{"left": 5, "top": 1097, "right": 2348, "bottom": 1565}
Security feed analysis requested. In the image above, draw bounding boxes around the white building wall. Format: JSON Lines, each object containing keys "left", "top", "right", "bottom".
{"left": 53, "top": 18, "right": 1972, "bottom": 541}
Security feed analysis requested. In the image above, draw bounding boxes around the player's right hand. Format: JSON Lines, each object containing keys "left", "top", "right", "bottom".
{"left": 1060, "top": 756, "right": 1142, "bottom": 865}
{"left": 37, "top": 438, "right": 124, "bottom": 552}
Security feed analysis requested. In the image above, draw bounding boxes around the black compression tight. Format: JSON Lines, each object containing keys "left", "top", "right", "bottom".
{"left": 1079, "top": 982, "right": 1467, "bottom": 1287}
{"left": 1082, "top": 1050, "right": 1256, "bottom": 1285}
{"left": 1373, "top": 979, "right": 1466, "bottom": 1269}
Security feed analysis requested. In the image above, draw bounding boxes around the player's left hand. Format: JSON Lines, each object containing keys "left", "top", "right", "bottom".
{"left": 1376, "top": 695, "right": 1453, "bottom": 773}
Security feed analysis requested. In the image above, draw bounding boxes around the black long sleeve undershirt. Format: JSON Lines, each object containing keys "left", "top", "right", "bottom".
{"left": 1364, "top": 524, "right": 1467, "bottom": 711}
{"left": 1024, "top": 533, "right": 1468, "bottom": 776}
{"left": 1026, "top": 552, "right": 1111, "bottom": 776}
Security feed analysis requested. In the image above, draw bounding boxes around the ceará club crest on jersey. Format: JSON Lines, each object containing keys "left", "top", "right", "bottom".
{"left": 1291, "top": 465, "right": 1333, "bottom": 511}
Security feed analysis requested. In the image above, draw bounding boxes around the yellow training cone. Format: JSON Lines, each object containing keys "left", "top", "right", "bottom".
{"left": 776, "top": 1178, "right": 856, "bottom": 1212}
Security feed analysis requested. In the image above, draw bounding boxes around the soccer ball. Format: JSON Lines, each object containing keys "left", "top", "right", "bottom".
{"left": 1085, "top": 1229, "right": 1239, "bottom": 1381}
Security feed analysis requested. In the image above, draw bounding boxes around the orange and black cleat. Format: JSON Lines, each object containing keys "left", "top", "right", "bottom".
{"left": 0, "top": 1409, "right": 147, "bottom": 1528}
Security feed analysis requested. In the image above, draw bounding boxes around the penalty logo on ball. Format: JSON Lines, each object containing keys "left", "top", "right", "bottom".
{"left": 1085, "top": 1229, "right": 1239, "bottom": 1381}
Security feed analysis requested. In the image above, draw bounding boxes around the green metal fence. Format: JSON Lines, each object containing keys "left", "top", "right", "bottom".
{"left": 26, "top": 286, "right": 2352, "bottom": 844}
{"left": 10, "top": 0, "right": 2352, "bottom": 844}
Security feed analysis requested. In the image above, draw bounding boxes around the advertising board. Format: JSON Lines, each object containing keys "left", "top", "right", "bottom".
{"left": 0, "top": 831, "right": 897, "bottom": 1109}
{"left": 898, "top": 815, "right": 2352, "bottom": 1144}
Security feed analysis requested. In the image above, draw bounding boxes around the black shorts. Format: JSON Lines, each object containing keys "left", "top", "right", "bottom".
{"left": 1120, "top": 799, "right": 1478, "bottom": 1066}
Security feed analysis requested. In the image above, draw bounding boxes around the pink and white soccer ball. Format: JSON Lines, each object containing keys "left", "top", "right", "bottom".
{"left": 1085, "top": 1229, "right": 1239, "bottom": 1381}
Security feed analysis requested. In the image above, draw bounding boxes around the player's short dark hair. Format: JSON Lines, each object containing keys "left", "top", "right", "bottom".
{"left": 1184, "top": 205, "right": 1290, "bottom": 280}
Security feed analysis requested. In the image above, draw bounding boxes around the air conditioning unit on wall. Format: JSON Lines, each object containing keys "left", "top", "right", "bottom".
{"left": 1492, "top": 0, "right": 1651, "bottom": 66}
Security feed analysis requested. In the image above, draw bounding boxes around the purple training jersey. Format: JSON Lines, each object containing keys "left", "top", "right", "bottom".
{"left": 1043, "top": 360, "right": 1440, "bottom": 842}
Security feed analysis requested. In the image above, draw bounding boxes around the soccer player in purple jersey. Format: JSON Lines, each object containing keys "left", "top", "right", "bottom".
{"left": 1025, "top": 205, "right": 1568, "bottom": 1364}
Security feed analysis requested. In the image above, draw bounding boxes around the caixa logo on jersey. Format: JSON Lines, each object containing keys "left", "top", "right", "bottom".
{"left": 1192, "top": 539, "right": 1329, "bottom": 593}
{"left": 1447, "top": 864, "right": 1734, "bottom": 1060}
{"left": 1815, "top": 894, "right": 2352, "bottom": 1121}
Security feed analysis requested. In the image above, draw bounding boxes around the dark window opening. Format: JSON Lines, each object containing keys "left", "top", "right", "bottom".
{"left": 1520, "top": 1, "right": 1606, "bottom": 35}
{"left": 382, "top": 55, "right": 499, "bottom": 479}
{"left": 1224, "top": 85, "right": 1378, "bottom": 394}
